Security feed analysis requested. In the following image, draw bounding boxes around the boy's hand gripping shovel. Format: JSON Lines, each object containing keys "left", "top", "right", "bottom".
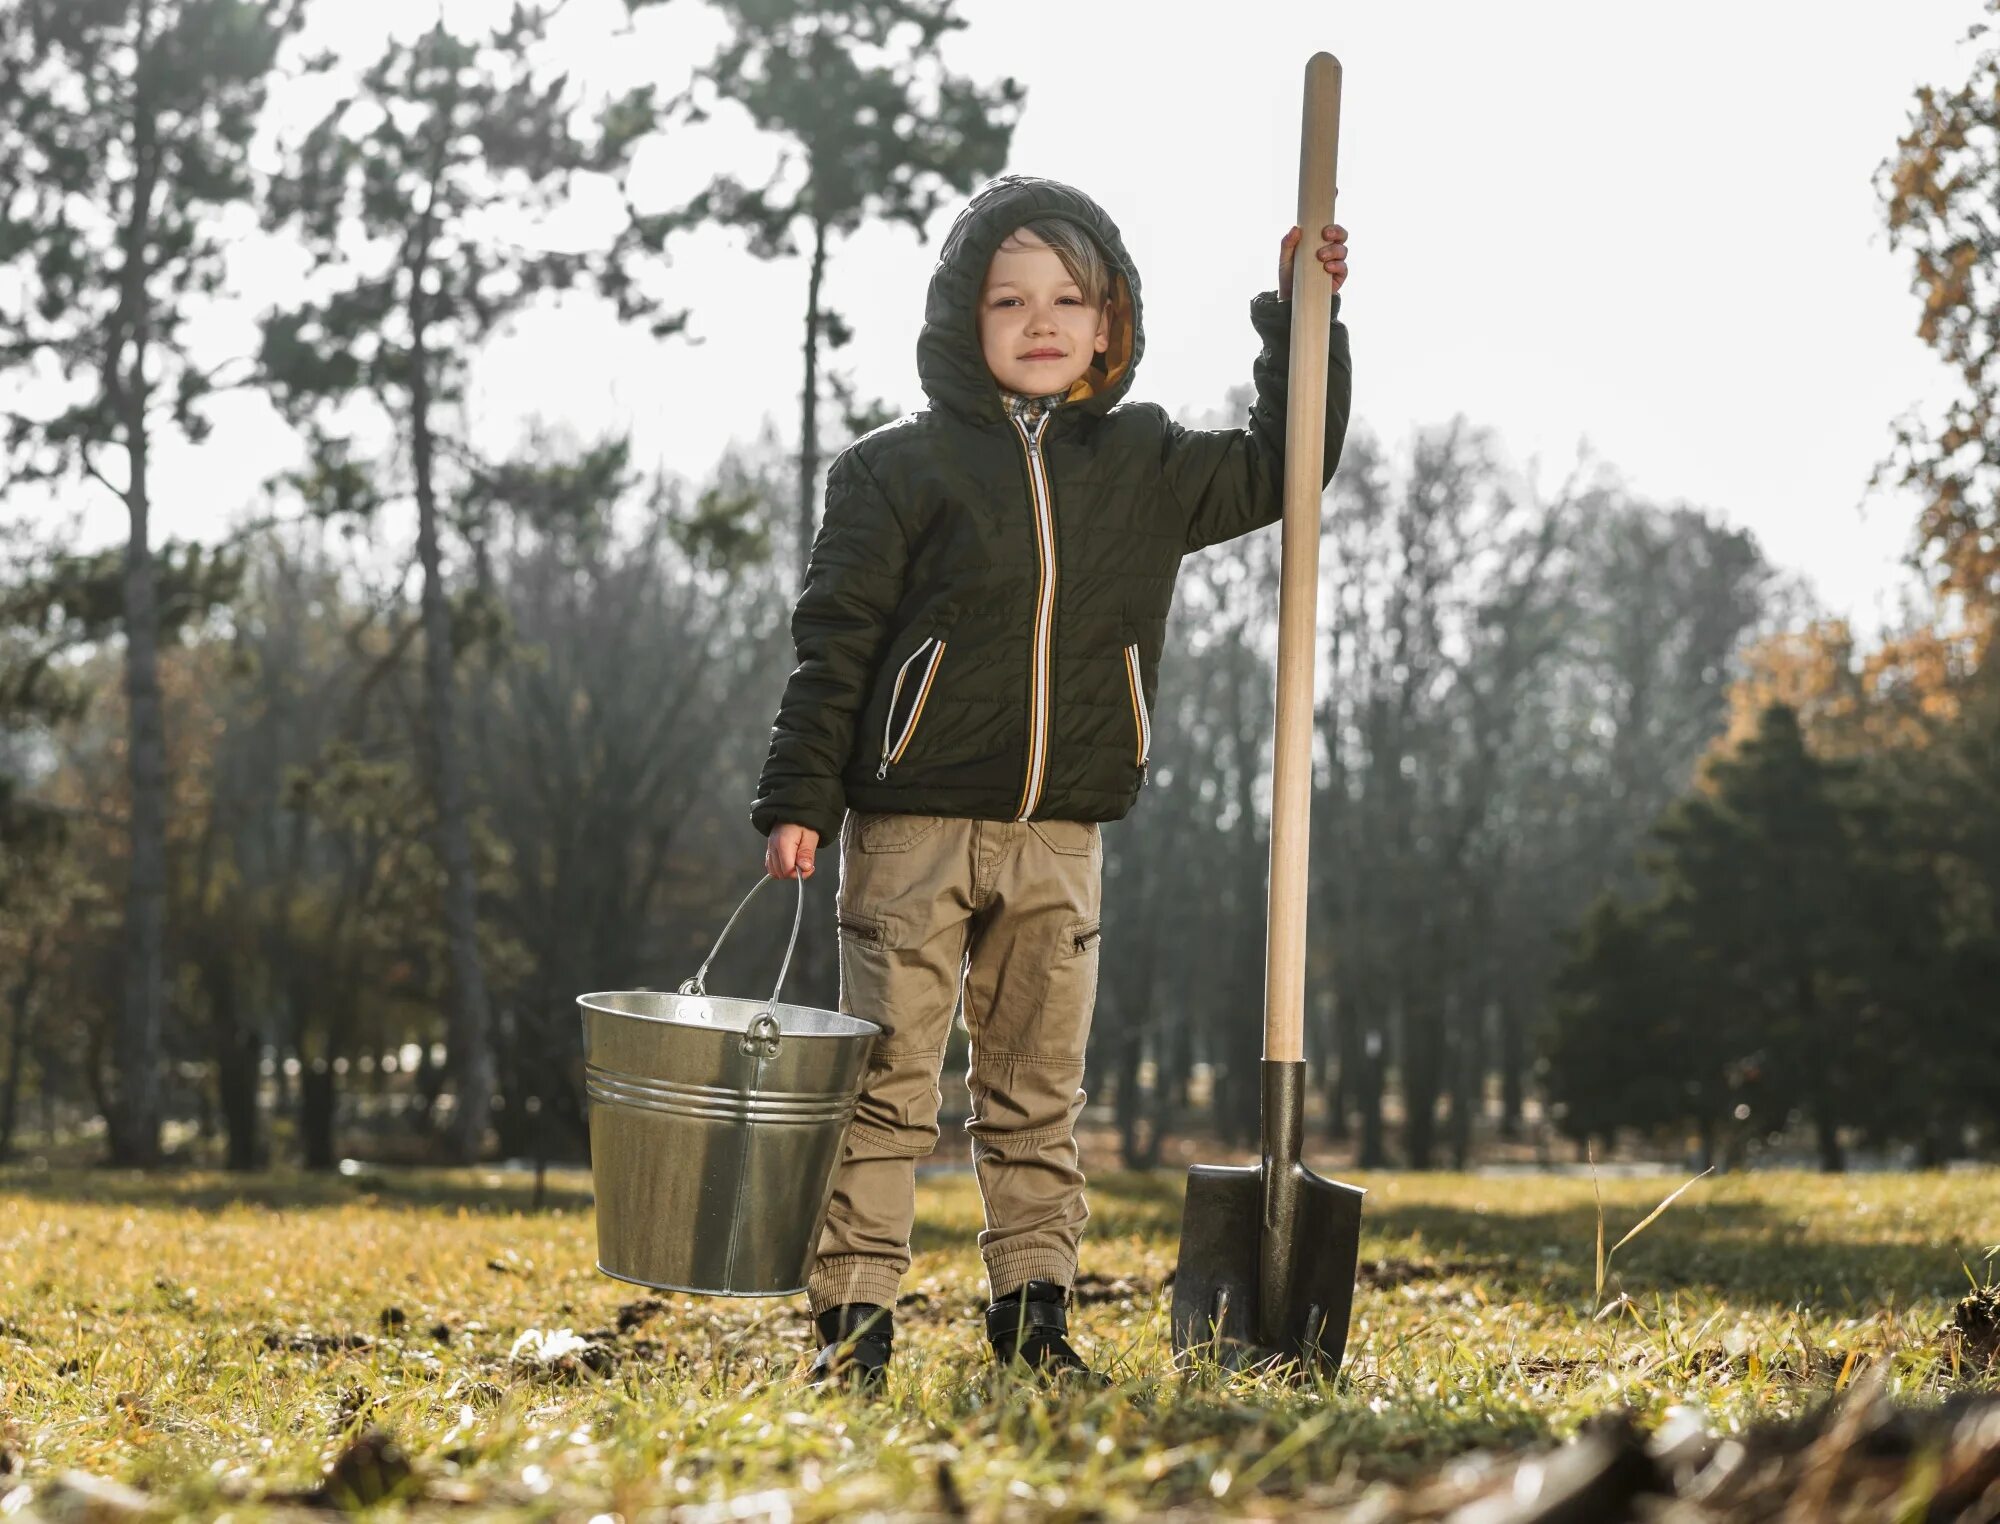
{"left": 1170, "top": 52, "right": 1365, "bottom": 1375}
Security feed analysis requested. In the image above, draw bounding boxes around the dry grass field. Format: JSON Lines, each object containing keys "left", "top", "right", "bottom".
{"left": 1, "top": 1165, "right": 1996, "bottom": 1520}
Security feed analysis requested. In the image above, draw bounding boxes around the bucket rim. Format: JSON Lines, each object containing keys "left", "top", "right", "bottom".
{"left": 575, "top": 989, "right": 883, "bottom": 1038}
{"left": 595, "top": 1260, "right": 804, "bottom": 1297}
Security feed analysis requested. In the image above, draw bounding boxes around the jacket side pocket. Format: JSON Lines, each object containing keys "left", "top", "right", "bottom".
{"left": 876, "top": 637, "right": 948, "bottom": 781}
{"left": 1123, "top": 641, "right": 1152, "bottom": 781}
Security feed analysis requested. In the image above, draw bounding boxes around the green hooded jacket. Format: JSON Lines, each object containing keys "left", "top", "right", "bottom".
{"left": 751, "top": 174, "right": 1352, "bottom": 848}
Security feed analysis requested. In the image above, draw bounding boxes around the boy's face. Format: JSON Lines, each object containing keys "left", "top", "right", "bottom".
{"left": 977, "top": 228, "right": 1110, "bottom": 398}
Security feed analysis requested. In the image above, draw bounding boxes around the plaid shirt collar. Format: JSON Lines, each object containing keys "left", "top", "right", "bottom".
{"left": 1001, "top": 388, "right": 1066, "bottom": 426}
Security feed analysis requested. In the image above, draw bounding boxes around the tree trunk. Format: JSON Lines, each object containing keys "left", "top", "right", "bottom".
{"left": 410, "top": 275, "right": 497, "bottom": 1166}
{"left": 1221, "top": 912, "right": 1264, "bottom": 1150}
{"left": 494, "top": 1005, "right": 531, "bottom": 1159}
{"left": 1497, "top": 995, "right": 1524, "bottom": 1140}
{"left": 797, "top": 214, "right": 828, "bottom": 587}
{"left": 1358, "top": 1025, "right": 1387, "bottom": 1169}
{"left": 1797, "top": 975, "right": 1844, "bottom": 1173}
{"left": 1218, "top": 642, "right": 1269, "bottom": 1149}
{"left": 1401, "top": 901, "right": 1451, "bottom": 1169}
{"left": 1325, "top": 994, "right": 1352, "bottom": 1143}
{"left": 1, "top": 941, "right": 37, "bottom": 1162}
{"left": 218, "top": 1027, "right": 262, "bottom": 1171}
{"left": 88, "top": 1011, "right": 114, "bottom": 1120}
{"left": 415, "top": 1039, "right": 446, "bottom": 1119}
{"left": 1402, "top": 1002, "right": 1443, "bottom": 1169}
{"left": 1446, "top": 1002, "right": 1479, "bottom": 1170}
{"left": 204, "top": 956, "right": 262, "bottom": 1172}
{"left": 300, "top": 1058, "right": 337, "bottom": 1171}
{"left": 115, "top": 506, "right": 168, "bottom": 1169}
{"left": 1111, "top": 861, "right": 1166, "bottom": 1170}
{"left": 107, "top": 10, "right": 167, "bottom": 1168}
{"left": 1914, "top": 1117, "right": 1945, "bottom": 1170}
{"left": 1165, "top": 1019, "right": 1190, "bottom": 1111}
{"left": 1115, "top": 1028, "right": 1143, "bottom": 1169}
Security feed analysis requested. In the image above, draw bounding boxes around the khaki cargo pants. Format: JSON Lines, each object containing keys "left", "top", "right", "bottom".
{"left": 806, "top": 810, "right": 1104, "bottom": 1315}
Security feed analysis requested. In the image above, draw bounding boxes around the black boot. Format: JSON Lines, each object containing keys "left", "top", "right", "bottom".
{"left": 805, "top": 1303, "right": 893, "bottom": 1393}
{"left": 984, "top": 1280, "right": 1109, "bottom": 1387}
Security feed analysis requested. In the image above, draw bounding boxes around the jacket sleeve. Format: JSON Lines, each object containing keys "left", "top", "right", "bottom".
{"left": 749, "top": 446, "right": 910, "bottom": 848}
{"left": 1160, "top": 289, "right": 1352, "bottom": 555}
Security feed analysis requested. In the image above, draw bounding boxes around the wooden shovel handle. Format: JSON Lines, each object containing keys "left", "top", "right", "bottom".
{"left": 1264, "top": 52, "right": 1341, "bottom": 1064}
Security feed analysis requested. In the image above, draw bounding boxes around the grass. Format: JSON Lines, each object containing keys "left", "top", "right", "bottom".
{"left": 0, "top": 1164, "right": 1995, "bottom": 1519}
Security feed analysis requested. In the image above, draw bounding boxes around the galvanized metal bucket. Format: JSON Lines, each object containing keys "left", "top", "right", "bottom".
{"left": 579, "top": 871, "right": 881, "bottom": 1296}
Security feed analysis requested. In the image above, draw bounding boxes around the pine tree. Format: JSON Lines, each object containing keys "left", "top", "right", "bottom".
{"left": 259, "top": 6, "right": 683, "bottom": 1163}
{"left": 680, "top": 0, "right": 1023, "bottom": 582}
{"left": 0, "top": 0, "right": 303, "bottom": 1164}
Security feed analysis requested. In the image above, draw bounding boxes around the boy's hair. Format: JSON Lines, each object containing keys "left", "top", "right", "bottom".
{"left": 998, "top": 216, "right": 1112, "bottom": 309}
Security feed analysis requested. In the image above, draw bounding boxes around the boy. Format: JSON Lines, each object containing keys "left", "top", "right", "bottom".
{"left": 751, "top": 174, "right": 1351, "bottom": 1392}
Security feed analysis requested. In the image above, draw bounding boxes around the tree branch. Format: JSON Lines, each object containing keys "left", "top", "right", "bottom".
{"left": 145, "top": 355, "right": 262, "bottom": 415}
{"left": 79, "top": 446, "right": 132, "bottom": 508}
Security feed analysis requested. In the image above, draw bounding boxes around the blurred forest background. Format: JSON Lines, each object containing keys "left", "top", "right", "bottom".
{"left": 2, "top": 0, "right": 1997, "bottom": 1178}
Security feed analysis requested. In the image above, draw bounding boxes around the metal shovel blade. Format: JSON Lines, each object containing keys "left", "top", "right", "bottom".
{"left": 1170, "top": 1062, "right": 1365, "bottom": 1374}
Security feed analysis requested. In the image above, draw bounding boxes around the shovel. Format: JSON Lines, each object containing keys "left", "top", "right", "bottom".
{"left": 1169, "top": 51, "right": 1366, "bottom": 1376}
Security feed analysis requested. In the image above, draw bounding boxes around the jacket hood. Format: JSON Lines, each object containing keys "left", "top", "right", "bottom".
{"left": 916, "top": 174, "right": 1144, "bottom": 425}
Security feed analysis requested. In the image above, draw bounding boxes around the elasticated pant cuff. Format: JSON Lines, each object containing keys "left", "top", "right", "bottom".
{"left": 807, "top": 1255, "right": 904, "bottom": 1317}
{"left": 984, "top": 1249, "right": 1076, "bottom": 1305}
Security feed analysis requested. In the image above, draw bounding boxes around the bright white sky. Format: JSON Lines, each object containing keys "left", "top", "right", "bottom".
{"left": 64, "top": 0, "right": 1983, "bottom": 637}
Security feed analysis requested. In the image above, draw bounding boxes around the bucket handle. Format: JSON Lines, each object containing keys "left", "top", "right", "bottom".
{"left": 677, "top": 870, "right": 806, "bottom": 1039}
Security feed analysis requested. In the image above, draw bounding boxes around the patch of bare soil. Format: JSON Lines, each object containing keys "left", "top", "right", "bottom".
{"left": 1357, "top": 1256, "right": 1513, "bottom": 1289}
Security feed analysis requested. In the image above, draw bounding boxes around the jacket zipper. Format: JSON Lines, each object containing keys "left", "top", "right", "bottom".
{"left": 1072, "top": 925, "right": 1101, "bottom": 954}
{"left": 1008, "top": 405, "right": 1058, "bottom": 819}
{"left": 876, "top": 636, "right": 947, "bottom": 780}
{"left": 1123, "top": 641, "right": 1152, "bottom": 786}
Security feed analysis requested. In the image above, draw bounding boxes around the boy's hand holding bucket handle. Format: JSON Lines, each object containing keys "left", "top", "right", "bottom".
{"left": 766, "top": 822, "right": 820, "bottom": 880}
